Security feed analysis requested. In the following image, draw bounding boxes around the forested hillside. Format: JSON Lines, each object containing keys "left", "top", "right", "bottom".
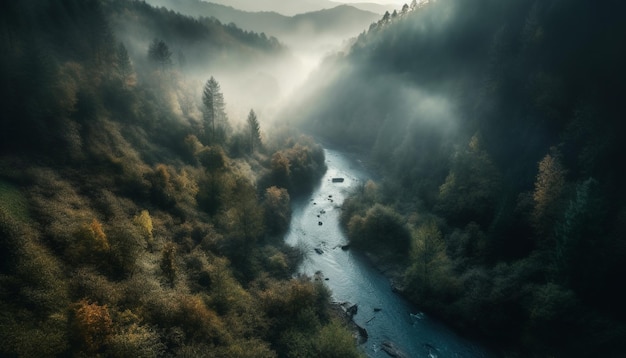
{"left": 144, "top": 0, "right": 380, "bottom": 56}
{"left": 287, "top": 0, "right": 626, "bottom": 356}
{"left": 0, "top": 0, "right": 363, "bottom": 356}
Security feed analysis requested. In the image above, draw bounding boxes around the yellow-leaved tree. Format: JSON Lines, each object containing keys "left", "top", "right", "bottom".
{"left": 532, "top": 148, "right": 566, "bottom": 237}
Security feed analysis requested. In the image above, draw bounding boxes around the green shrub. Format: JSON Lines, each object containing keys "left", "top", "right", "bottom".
{"left": 263, "top": 186, "right": 291, "bottom": 235}
{"left": 0, "top": 180, "right": 30, "bottom": 222}
{"left": 347, "top": 204, "right": 411, "bottom": 255}
{"left": 0, "top": 305, "right": 68, "bottom": 357}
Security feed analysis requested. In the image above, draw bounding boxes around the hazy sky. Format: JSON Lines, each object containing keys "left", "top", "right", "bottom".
{"left": 337, "top": 0, "right": 405, "bottom": 4}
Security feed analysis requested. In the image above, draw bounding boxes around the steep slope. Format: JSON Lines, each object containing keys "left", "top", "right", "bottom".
{"left": 0, "top": 1, "right": 365, "bottom": 357}
{"left": 286, "top": 0, "right": 626, "bottom": 356}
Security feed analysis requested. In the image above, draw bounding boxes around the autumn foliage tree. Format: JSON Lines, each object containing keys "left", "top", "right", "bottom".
{"left": 71, "top": 300, "right": 113, "bottom": 354}
{"left": 532, "top": 148, "right": 566, "bottom": 238}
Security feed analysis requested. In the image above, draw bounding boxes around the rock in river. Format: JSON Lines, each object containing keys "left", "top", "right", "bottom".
{"left": 381, "top": 341, "right": 408, "bottom": 358}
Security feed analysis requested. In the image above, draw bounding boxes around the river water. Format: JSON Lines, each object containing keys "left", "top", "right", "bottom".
{"left": 285, "top": 148, "right": 493, "bottom": 358}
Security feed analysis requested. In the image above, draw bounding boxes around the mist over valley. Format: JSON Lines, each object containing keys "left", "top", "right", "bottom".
{"left": 1, "top": 0, "right": 625, "bottom": 357}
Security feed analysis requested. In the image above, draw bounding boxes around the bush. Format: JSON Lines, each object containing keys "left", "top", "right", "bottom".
{"left": 263, "top": 186, "right": 291, "bottom": 235}
{"left": 262, "top": 137, "right": 326, "bottom": 195}
{"left": 0, "top": 306, "right": 68, "bottom": 357}
{"left": 133, "top": 210, "right": 154, "bottom": 249}
{"left": 0, "top": 180, "right": 30, "bottom": 222}
{"left": 160, "top": 242, "right": 178, "bottom": 287}
{"left": 108, "top": 322, "right": 165, "bottom": 358}
{"left": 347, "top": 204, "right": 411, "bottom": 255}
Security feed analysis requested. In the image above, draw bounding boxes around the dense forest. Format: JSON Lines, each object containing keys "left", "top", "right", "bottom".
{"left": 4, "top": 0, "right": 626, "bottom": 356}
{"left": 0, "top": 0, "right": 364, "bottom": 357}
{"left": 286, "top": 0, "right": 626, "bottom": 356}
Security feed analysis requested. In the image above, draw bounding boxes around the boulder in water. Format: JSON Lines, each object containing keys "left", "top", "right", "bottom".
{"left": 381, "top": 341, "right": 408, "bottom": 358}
{"left": 347, "top": 303, "right": 358, "bottom": 317}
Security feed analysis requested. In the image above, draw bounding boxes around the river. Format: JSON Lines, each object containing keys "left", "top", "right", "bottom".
{"left": 285, "top": 148, "right": 493, "bottom": 358}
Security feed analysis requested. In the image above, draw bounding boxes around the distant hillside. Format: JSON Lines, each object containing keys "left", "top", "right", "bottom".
{"left": 104, "top": 0, "right": 308, "bottom": 123}
{"left": 105, "top": 0, "right": 285, "bottom": 70}
{"left": 199, "top": 0, "right": 337, "bottom": 15}
{"left": 145, "top": 0, "right": 380, "bottom": 44}
{"left": 338, "top": 2, "right": 397, "bottom": 14}
{"left": 206, "top": 0, "right": 396, "bottom": 15}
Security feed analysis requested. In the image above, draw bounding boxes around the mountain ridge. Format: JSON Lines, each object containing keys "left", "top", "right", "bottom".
{"left": 144, "top": 0, "right": 381, "bottom": 43}
{"left": 192, "top": 0, "right": 397, "bottom": 16}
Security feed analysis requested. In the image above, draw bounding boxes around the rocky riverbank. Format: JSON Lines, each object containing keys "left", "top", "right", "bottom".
{"left": 360, "top": 252, "right": 406, "bottom": 294}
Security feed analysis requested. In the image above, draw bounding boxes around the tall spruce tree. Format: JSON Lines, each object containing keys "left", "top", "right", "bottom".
{"left": 202, "top": 77, "right": 226, "bottom": 144}
{"left": 115, "top": 42, "right": 133, "bottom": 85}
{"left": 247, "top": 109, "right": 261, "bottom": 153}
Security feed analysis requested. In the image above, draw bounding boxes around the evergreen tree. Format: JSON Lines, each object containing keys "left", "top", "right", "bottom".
{"left": 247, "top": 109, "right": 261, "bottom": 153}
{"left": 148, "top": 38, "right": 172, "bottom": 70}
{"left": 115, "top": 42, "right": 133, "bottom": 85}
{"left": 202, "top": 76, "right": 227, "bottom": 144}
{"left": 381, "top": 11, "right": 391, "bottom": 25}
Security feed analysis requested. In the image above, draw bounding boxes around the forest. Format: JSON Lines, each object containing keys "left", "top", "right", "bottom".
{"left": 287, "top": 0, "right": 626, "bottom": 356}
{"left": 0, "top": 0, "right": 362, "bottom": 357}
{"left": 3, "top": 0, "right": 626, "bottom": 357}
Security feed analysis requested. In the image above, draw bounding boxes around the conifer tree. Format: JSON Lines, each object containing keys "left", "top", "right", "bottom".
{"left": 115, "top": 42, "right": 133, "bottom": 85}
{"left": 247, "top": 109, "right": 261, "bottom": 153}
{"left": 148, "top": 38, "right": 172, "bottom": 71}
{"left": 202, "top": 77, "right": 227, "bottom": 144}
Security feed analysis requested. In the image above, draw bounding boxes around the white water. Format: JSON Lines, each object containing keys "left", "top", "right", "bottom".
{"left": 285, "top": 148, "right": 493, "bottom": 358}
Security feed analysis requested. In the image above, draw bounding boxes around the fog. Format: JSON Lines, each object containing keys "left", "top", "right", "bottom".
{"left": 130, "top": 0, "right": 385, "bottom": 130}
{"left": 3, "top": 0, "right": 626, "bottom": 357}
{"left": 203, "top": 0, "right": 404, "bottom": 16}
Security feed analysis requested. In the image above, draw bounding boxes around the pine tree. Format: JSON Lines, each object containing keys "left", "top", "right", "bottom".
{"left": 247, "top": 109, "right": 261, "bottom": 153}
{"left": 148, "top": 38, "right": 172, "bottom": 71}
{"left": 202, "top": 77, "right": 227, "bottom": 144}
{"left": 381, "top": 11, "right": 391, "bottom": 25}
{"left": 115, "top": 42, "right": 133, "bottom": 85}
